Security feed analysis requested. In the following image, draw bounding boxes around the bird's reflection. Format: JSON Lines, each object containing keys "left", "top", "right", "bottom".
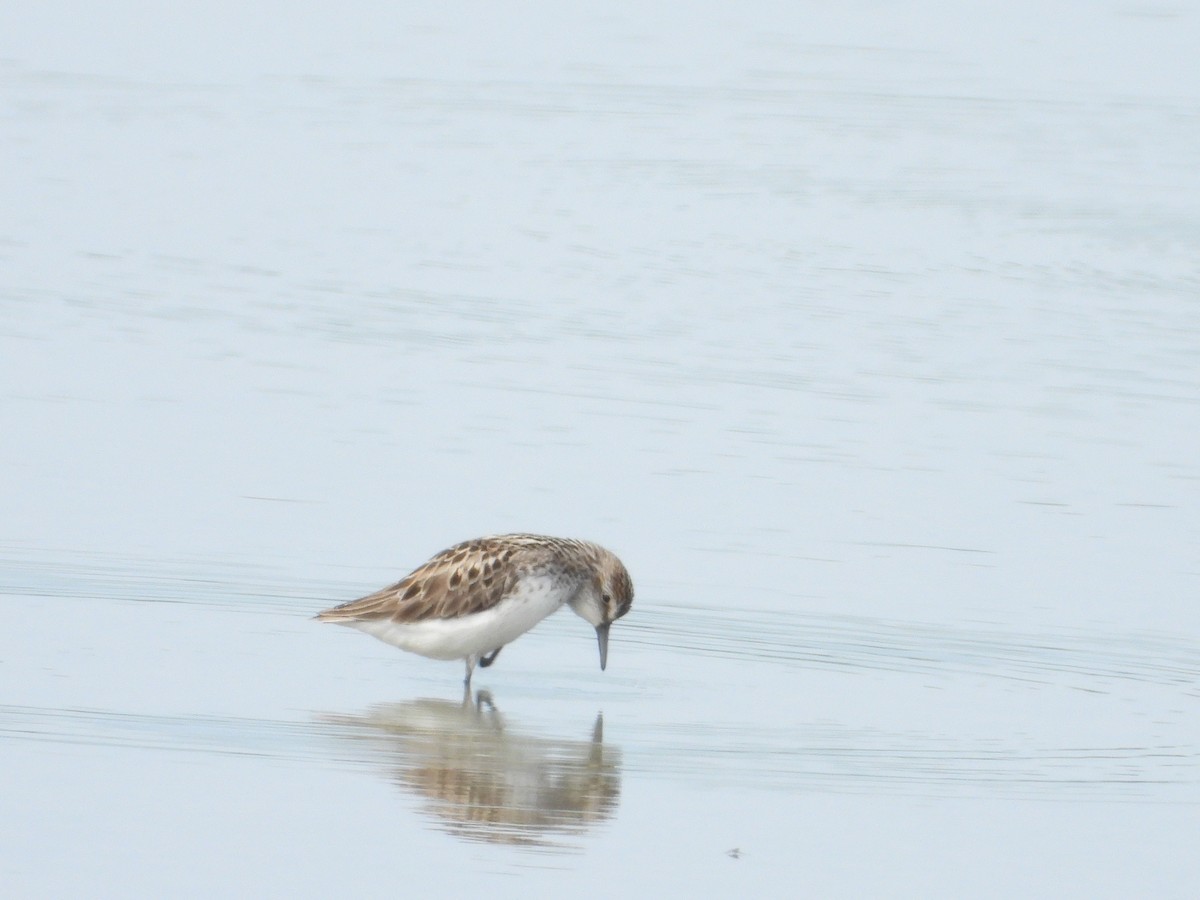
{"left": 321, "top": 691, "right": 621, "bottom": 849}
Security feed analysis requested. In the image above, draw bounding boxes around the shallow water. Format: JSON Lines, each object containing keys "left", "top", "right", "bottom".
{"left": 3, "top": 1, "right": 1200, "bottom": 897}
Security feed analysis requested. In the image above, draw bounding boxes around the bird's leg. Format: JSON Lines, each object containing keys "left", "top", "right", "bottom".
{"left": 464, "top": 655, "right": 477, "bottom": 689}
{"left": 479, "top": 646, "right": 503, "bottom": 668}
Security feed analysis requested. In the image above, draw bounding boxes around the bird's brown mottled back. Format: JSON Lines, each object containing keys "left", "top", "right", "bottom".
{"left": 317, "top": 534, "right": 608, "bottom": 624}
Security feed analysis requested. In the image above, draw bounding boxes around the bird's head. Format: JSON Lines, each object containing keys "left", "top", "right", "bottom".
{"left": 567, "top": 546, "right": 634, "bottom": 671}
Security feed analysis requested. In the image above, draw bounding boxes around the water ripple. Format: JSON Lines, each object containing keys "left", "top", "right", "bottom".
{"left": 624, "top": 603, "right": 1200, "bottom": 689}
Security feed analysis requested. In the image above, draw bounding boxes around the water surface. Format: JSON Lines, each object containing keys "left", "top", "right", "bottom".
{"left": 2, "top": 1, "right": 1199, "bottom": 897}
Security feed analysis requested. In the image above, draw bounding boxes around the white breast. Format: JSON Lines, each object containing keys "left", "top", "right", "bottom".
{"left": 341, "top": 573, "right": 576, "bottom": 660}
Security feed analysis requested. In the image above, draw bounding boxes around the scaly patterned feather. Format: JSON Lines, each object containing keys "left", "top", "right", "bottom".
{"left": 316, "top": 534, "right": 605, "bottom": 623}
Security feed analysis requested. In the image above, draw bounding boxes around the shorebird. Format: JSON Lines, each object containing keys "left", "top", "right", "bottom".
{"left": 317, "top": 534, "right": 634, "bottom": 686}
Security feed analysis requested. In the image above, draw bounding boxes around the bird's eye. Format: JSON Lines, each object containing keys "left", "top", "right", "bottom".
{"left": 602, "top": 593, "right": 612, "bottom": 604}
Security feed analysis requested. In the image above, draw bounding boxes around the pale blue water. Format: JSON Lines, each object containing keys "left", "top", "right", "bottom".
{"left": 3, "top": 1, "right": 1199, "bottom": 897}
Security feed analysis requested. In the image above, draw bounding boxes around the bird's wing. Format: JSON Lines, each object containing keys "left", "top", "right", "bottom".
{"left": 316, "top": 537, "right": 530, "bottom": 623}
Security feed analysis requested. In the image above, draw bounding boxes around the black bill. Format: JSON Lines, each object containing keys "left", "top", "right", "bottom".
{"left": 595, "top": 622, "right": 611, "bottom": 671}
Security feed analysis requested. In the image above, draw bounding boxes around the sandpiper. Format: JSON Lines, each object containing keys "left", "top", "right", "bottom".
{"left": 317, "top": 534, "right": 634, "bottom": 686}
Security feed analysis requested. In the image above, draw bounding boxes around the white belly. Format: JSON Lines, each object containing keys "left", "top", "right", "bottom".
{"left": 341, "top": 573, "right": 573, "bottom": 660}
